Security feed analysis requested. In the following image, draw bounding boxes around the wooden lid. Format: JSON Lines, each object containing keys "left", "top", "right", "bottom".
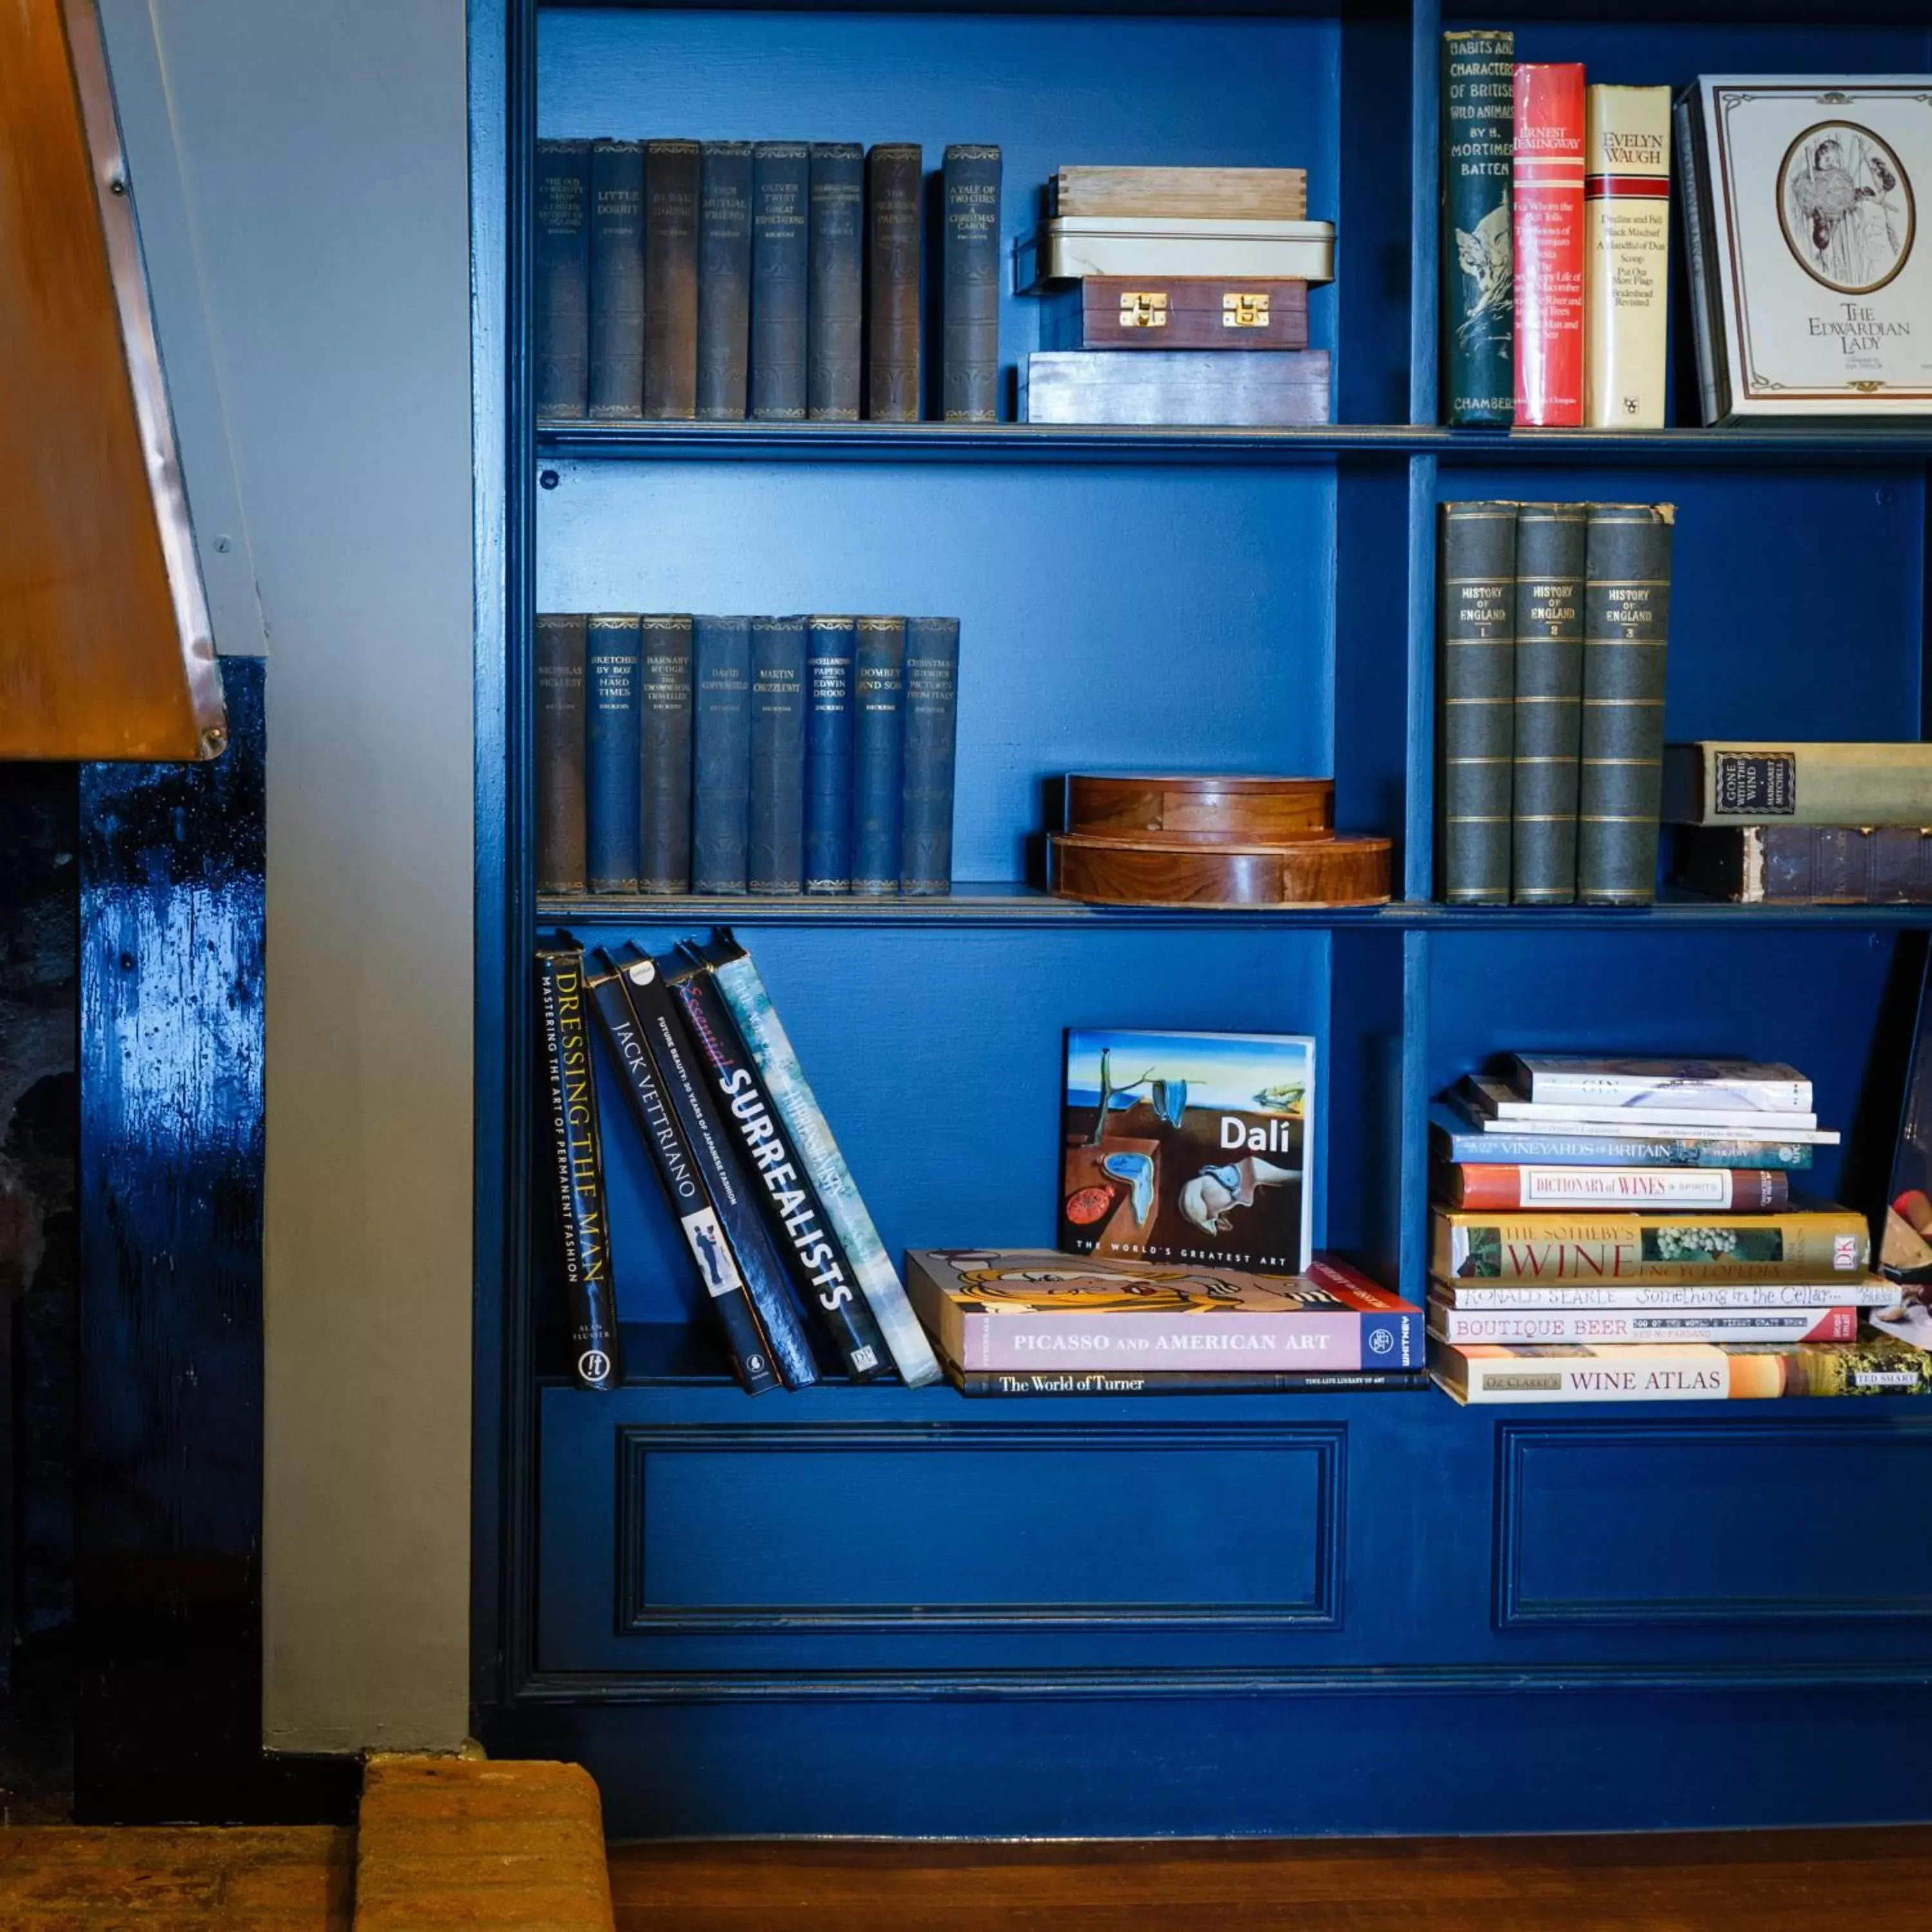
{"left": 1065, "top": 773, "right": 1333, "bottom": 842}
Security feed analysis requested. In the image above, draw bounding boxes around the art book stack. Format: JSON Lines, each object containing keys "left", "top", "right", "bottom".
{"left": 1429, "top": 1054, "right": 1932, "bottom": 1403}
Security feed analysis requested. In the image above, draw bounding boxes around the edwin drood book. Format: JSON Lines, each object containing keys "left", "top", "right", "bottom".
{"left": 1061, "top": 1029, "right": 1314, "bottom": 1274}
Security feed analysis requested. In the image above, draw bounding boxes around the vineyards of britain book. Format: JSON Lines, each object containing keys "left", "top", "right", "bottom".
{"left": 1429, "top": 1104, "right": 1817, "bottom": 1169}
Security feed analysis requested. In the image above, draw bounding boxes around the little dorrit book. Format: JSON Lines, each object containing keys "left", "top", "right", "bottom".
{"left": 1060, "top": 1027, "right": 1314, "bottom": 1273}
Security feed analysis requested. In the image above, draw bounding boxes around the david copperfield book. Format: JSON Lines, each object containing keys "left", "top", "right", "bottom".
{"left": 1061, "top": 1028, "right": 1314, "bottom": 1273}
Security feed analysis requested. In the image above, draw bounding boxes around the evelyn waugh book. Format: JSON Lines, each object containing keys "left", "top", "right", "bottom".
{"left": 1584, "top": 85, "right": 1671, "bottom": 428}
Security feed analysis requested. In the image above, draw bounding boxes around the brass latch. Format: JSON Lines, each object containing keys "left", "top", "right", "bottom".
{"left": 1117, "top": 290, "right": 1168, "bottom": 328}
{"left": 1223, "top": 291, "right": 1270, "bottom": 328}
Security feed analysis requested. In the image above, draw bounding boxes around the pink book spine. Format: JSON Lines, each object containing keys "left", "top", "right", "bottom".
{"left": 958, "top": 1312, "right": 1366, "bottom": 1372}
{"left": 1512, "top": 62, "right": 1586, "bottom": 426}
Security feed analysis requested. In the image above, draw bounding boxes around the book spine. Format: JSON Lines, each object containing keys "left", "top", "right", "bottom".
{"left": 644, "top": 140, "right": 701, "bottom": 419}
{"left": 668, "top": 959, "right": 891, "bottom": 1379}
{"left": 1439, "top": 1280, "right": 1897, "bottom": 1311}
{"left": 535, "top": 949, "right": 623, "bottom": 1390}
{"left": 866, "top": 143, "right": 923, "bottom": 421}
{"left": 710, "top": 937, "right": 942, "bottom": 1386}
{"left": 585, "top": 957, "right": 779, "bottom": 1394}
{"left": 804, "top": 618, "right": 856, "bottom": 893}
{"left": 900, "top": 617, "right": 960, "bottom": 895}
{"left": 1510, "top": 503, "right": 1587, "bottom": 903}
{"left": 1584, "top": 85, "right": 1672, "bottom": 429}
{"left": 807, "top": 143, "right": 864, "bottom": 421}
{"left": 949, "top": 1367, "right": 1427, "bottom": 1397}
{"left": 1674, "top": 826, "right": 1932, "bottom": 905}
{"left": 1512, "top": 63, "right": 1585, "bottom": 427}
{"left": 1674, "top": 90, "right": 1727, "bottom": 428}
{"left": 953, "top": 1311, "right": 1406, "bottom": 1374}
{"left": 1436, "top": 1209, "right": 1869, "bottom": 1283}
{"left": 942, "top": 144, "right": 1002, "bottom": 422}
{"left": 1438, "top": 502, "right": 1517, "bottom": 903}
{"left": 750, "top": 143, "right": 810, "bottom": 421}
{"left": 1442, "top": 1165, "right": 1789, "bottom": 1211}
{"left": 1519, "top": 1066, "right": 1809, "bottom": 1111}
{"left": 696, "top": 142, "right": 753, "bottom": 420}
{"left": 692, "top": 616, "right": 752, "bottom": 894}
{"left": 852, "top": 616, "right": 905, "bottom": 895}
{"left": 1664, "top": 745, "right": 1932, "bottom": 829}
{"left": 612, "top": 946, "right": 819, "bottom": 1388}
{"left": 1432, "top": 1305, "right": 1855, "bottom": 1345}
{"left": 585, "top": 614, "right": 642, "bottom": 892}
{"left": 1444, "top": 1341, "right": 1932, "bottom": 1403}
{"left": 748, "top": 616, "right": 807, "bottom": 894}
{"left": 535, "top": 140, "right": 591, "bottom": 419}
{"left": 535, "top": 612, "right": 587, "bottom": 893}
{"left": 1577, "top": 503, "right": 1672, "bottom": 903}
{"left": 588, "top": 140, "right": 645, "bottom": 419}
{"left": 1432, "top": 1122, "right": 1815, "bottom": 1170}
{"left": 638, "top": 615, "right": 694, "bottom": 894}
{"left": 1440, "top": 30, "right": 1515, "bottom": 425}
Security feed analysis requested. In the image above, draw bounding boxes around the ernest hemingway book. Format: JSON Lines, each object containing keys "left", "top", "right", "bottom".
{"left": 1432, "top": 1336, "right": 1932, "bottom": 1404}
{"left": 1433, "top": 1206, "right": 1869, "bottom": 1283}
{"left": 905, "top": 1251, "right": 1419, "bottom": 1373}
{"left": 1060, "top": 1028, "right": 1314, "bottom": 1273}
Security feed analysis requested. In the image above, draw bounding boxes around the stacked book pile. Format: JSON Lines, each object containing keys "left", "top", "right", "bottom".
{"left": 1429, "top": 1054, "right": 1932, "bottom": 1403}
{"left": 1016, "top": 166, "right": 1333, "bottom": 426}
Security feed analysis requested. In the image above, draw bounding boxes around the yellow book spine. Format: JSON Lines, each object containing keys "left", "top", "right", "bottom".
{"left": 1584, "top": 84, "right": 1672, "bottom": 429}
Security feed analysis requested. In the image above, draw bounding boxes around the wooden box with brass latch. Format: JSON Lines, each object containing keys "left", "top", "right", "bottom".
{"left": 1037, "top": 276, "right": 1311, "bottom": 351}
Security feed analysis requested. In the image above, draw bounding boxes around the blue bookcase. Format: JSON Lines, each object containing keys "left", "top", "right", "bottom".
{"left": 471, "top": 0, "right": 1932, "bottom": 1836}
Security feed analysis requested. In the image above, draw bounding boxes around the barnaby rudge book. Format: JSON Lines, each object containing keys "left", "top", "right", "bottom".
{"left": 643, "top": 140, "right": 701, "bottom": 419}
{"left": 1433, "top": 1336, "right": 1932, "bottom": 1403}
{"left": 1061, "top": 1028, "right": 1314, "bottom": 1274}
{"left": 1434, "top": 1205, "right": 1870, "bottom": 1283}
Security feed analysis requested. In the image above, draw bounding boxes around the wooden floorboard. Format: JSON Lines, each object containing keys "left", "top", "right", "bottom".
{"left": 608, "top": 1828, "right": 1932, "bottom": 1931}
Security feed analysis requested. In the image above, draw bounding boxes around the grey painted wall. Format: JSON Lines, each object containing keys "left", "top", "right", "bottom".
{"left": 104, "top": 0, "right": 475, "bottom": 1751}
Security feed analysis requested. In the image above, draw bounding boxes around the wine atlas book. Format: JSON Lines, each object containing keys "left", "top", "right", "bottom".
{"left": 1435, "top": 1338, "right": 1932, "bottom": 1403}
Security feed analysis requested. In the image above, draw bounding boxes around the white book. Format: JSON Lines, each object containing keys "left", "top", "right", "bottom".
{"left": 1510, "top": 1054, "right": 1812, "bottom": 1112}
{"left": 1463, "top": 1075, "right": 1817, "bottom": 1132}
{"left": 1585, "top": 84, "right": 1673, "bottom": 428}
{"left": 1016, "top": 216, "right": 1336, "bottom": 290}
{"left": 1475, "top": 1115, "right": 1838, "bottom": 1146}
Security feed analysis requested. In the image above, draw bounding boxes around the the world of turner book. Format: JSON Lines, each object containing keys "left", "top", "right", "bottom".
{"left": 1059, "top": 1028, "right": 1314, "bottom": 1273}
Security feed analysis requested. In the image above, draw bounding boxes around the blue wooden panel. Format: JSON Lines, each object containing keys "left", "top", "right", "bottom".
{"left": 1498, "top": 1422, "right": 1932, "bottom": 1626}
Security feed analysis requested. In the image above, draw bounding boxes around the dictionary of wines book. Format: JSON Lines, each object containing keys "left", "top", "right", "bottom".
{"left": 1584, "top": 86, "right": 1671, "bottom": 428}
{"left": 1510, "top": 504, "right": 1586, "bottom": 904}
{"left": 808, "top": 143, "right": 864, "bottom": 421}
{"left": 942, "top": 145, "right": 1002, "bottom": 421}
{"left": 1428, "top": 1106, "right": 1817, "bottom": 1170}
{"left": 584, "top": 614, "right": 641, "bottom": 893}
{"left": 696, "top": 143, "right": 753, "bottom": 420}
{"left": 1433, "top": 1336, "right": 1932, "bottom": 1403}
{"left": 644, "top": 140, "right": 701, "bottom": 419}
{"left": 1441, "top": 29, "right": 1515, "bottom": 424}
{"left": 535, "top": 140, "right": 590, "bottom": 419}
{"left": 535, "top": 612, "right": 586, "bottom": 893}
{"left": 1434, "top": 1206, "right": 1870, "bottom": 1283}
{"left": 1437, "top": 501, "right": 1515, "bottom": 903}
{"left": 588, "top": 140, "right": 645, "bottom": 419}
{"left": 1513, "top": 62, "right": 1586, "bottom": 426}
{"left": 1663, "top": 743, "right": 1932, "bottom": 828}
{"left": 1510, "top": 1054, "right": 1812, "bottom": 1113}
{"left": 1429, "top": 1301, "right": 1856, "bottom": 1346}
{"left": 1674, "top": 825, "right": 1932, "bottom": 905}
{"left": 866, "top": 143, "right": 923, "bottom": 421}
{"left": 1434, "top": 1276, "right": 1901, "bottom": 1311}
{"left": 1437, "top": 1164, "right": 1789, "bottom": 1212}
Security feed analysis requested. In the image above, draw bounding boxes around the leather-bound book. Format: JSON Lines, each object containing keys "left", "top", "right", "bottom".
{"left": 866, "top": 144, "right": 923, "bottom": 421}
{"left": 1038, "top": 278, "right": 1308, "bottom": 352}
{"left": 1510, "top": 504, "right": 1586, "bottom": 904}
{"left": 852, "top": 616, "right": 905, "bottom": 895}
{"left": 942, "top": 145, "right": 1001, "bottom": 421}
{"left": 808, "top": 143, "right": 864, "bottom": 421}
{"left": 804, "top": 616, "right": 855, "bottom": 893}
{"left": 1441, "top": 30, "right": 1515, "bottom": 424}
{"left": 748, "top": 616, "right": 807, "bottom": 894}
{"left": 535, "top": 612, "right": 587, "bottom": 892}
{"left": 1577, "top": 503, "right": 1672, "bottom": 903}
{"left": 750, "top": 142, "right": 810, "bottom": 419}
{"left": 696, "top": 142, "right": 753, "bottom": 420}
{"left": 1437, "top": 502, "right": 1516, "bottom": 904}
{"left": 900, "top": 617, "right": 960, "bottom": 895}
{"left": 692, "top": 616, "right": 752, "bottom": 893}
{"left": 588, "top": 140, "right": 644, "bottom": 418}
{"left": 585, "top": 614, "right": 641, "bottom": 892}
{"left": 643, "top": 140, "right": 701, "bottom": 418}
{"left": 535, "top": 140, "right": 591, "bottom": 419}
{"left": 1512, "top": 62, "right": 1585, "bottom": 426}
{"left": 638, "top": 615, "right": 694, "bottom": 894}
{"left": 1674, "top": 826, "right": 1932, "bottom": 905}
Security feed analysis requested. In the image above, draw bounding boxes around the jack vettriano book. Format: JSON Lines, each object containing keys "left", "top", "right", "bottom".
{"left": 1061, "top": 1028, "right": 1314, "bottom": 1274}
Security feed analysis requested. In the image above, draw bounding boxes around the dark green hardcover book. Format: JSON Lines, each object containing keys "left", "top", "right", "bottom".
{"left": 866, "top": 144, "right": 923, "bottom": 422}
{"left": 748, "top": 616, "right": 807, "bottom": 893}
{"left": 751, "top": 142, "right": 810, "bottom": 420}
{"left": 535, "top": 140, "right": 591, "bottom": 419}
{"left": 696, "top": 143, "right": 753, "bottom": 420}
{"left": 535, "top": 612, "right": 587, "bottom": 893}
{"left": 852, "top": 616, "right": 905, "bottom": 895}
{"left": 1511, "top": 503, "right": 1587, "bottom": 904}
{"left": 585, "top": 614, "right": 642, "bottom": 892}
{"left": 644, "top": 140, "right": 701, "bottom": 419}
{"left": 942, "top": 144, "right": 1002, "bottom": 422}
{"left": 1441, "top": 30, "right": 1514, "bottom": 425}
{"left": 901, "top": 616, "right": 960, "bottom": 895}
{"left": 639, "top": 615, "right": 694, "bottom": 894}
{"left": 807, "top": 144, "right": 864, "bottom": 421}
{"left": 1438, "top": 502, "right": 1517, "bottom": 903}
{"left": 1578, "top": 503, "right": 1673, "bottom": 904}
{"left": 588, "top": 140, "right": 644, "bottom": 419}
{"left": 693, "top": 615, "right": 752, "bottom": 893}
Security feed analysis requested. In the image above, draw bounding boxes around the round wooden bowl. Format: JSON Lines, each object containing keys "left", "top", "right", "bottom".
{"left": 1048, "top": 831, "right": 1392, "bottom": 909}
{"left": 1063, "top": 773, "right": 1334, "bottom": 844}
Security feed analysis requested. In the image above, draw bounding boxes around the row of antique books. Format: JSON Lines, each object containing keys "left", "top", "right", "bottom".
{"left": 535, "top": 614, "right": 958, "bottom": 898}
{"left": 1428, "top": 1054, "right": 1932, "bottom": 1403}
{"left": 536, "top": 139, "right": 1001, "bottom": 424}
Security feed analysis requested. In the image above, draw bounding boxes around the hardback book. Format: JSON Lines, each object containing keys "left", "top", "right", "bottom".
{"left": 588, "top": 140, "right": 645, "bottom": 419}
{"left": 947, "top": 1365, "right": 1426, "bottom": 1397}
{"left": 1510, "top": 503, "right": 1586, "bottom": 903}
{"left": 748, "top": 616, "right": 806, "bottom": 894}
{"left": 804, "top": 616, "right": 855, "bottom": 893}
{"left": 1461, "top": 1072, "right": 1817, "bottom": 1132}
{"left": 1432, "top": 1206, "right": 1871, "bottom": 1283}
{"left": 1510, "top": 1054, "right": 1812, "bottom": 1113}
{"left": 1584, "top": 85, "right": 1671, "bottom": 429}
{"left": 1577, "top": 502, "right": 1672, "bottom": 904}
{"left": 1021, "top": 349, "right": 1331, "bottom": 426}
{"left": 807, "top": 143, "right": 864, "bottom": 421}
{"left": 1512, "top": 62, "right": 1586, "bottom": 426}
{"left": 1037, "top": 278, "right": 1309, "bottom": 352}
{"left": 1428, "top": 1104, "right": 1817, "bottom": 1170}
{"left": 1441, "top": 29, "right": 1515, "bottom": 425}
{"left": 638, "top": 615, "right": 694, "bottom": 893}
{"left": 1061, "top": 1028, "right": 1315, "bottom": 1274}
{"left": 583, "top": 950, "right": 779, "bottom": 1394}
{"left": 1434, "top": 1275, "right": 1900, "bottom": 1311}
{"left": 584, "top": 614, "right": 641, "bottom": 893}
{"left": 1018, "top": 218, "right": 1336, "bottom": 288}
{"left": 1052, "top": 167, "right": 1309, "bottom": 222}
{"left": 1446, "top": 1086, "right": 1837, "bottom": 1145}
{"left": 1437, "top": 500, "right": 1516, "bottom": 904}
{"left": 866, "top": 143, "right": 924, "bottom": 421}
{"left": 1678, "top": 78, "right": 1932, "bottom": 422}
{"left": 942, "top": 145, "right": 1003, "bottom": 422}
{"left": 1433, "top": 1336, "right": 1932, "bottom": 1404}
{"left": 1430, "top": 1301, "right": 1856, "bottom": 1346}
{"left": 1663, "top": 743, "right": 1932, "bottom": 828}
{"left": 535, "top": 140, "right": 591, "bottom": 419}
{"left": 535, "top": 945, "right": 623, "bottom": 1390}
{"left": 707, "top": 931, "right": 942, "bottom": 1385}
{"left": 1674, "top": 825, "right": 1932, "bottom": 905}
{"left": 1436, "top": 1164, "right": 1790, "bottom": 1213}
{"left": 900, "top": 616, "right": 959, "bottom": 895}
{"left": 696, "top": 142, "right": 753, "bottom": 420}
{"left": 750, "top": 143, "right": 810, "bottom": 420}
{"left": 1880, "top": 952, "right": 1932, "bottom": 1296}
{"left": 692, "top": 616, "right": 752, "bottom": 894}
{"left": 851, "top": 616, "right": 905, "bottom": 895}
{"left": 907, "top": 1251, "right": 1420, "bottom": 1374}
{"left": 535, "top": 612, "right": 586, "bottom": 893}
{"left": 643, "top": 140, "right": 701, "bottom": 419}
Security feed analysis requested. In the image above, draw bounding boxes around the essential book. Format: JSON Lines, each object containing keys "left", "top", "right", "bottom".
{"left": 1433, "top": 1206, "right": 1870, "bottom": 1283}
{"left": 643, "top": 140, "right": 701, "bottom": 419}
{"left": 1437, "top": 500, "right": 1516, "bottom": 903}
{"left": 1510, "top": 1054, "right": 1812, "bottom": 1113}
{"left": 1429, "top": 1302, "right": 1857, "bottom": 1346}
{"left": 1433, "top": 1336, "right": 1932, "bottom": 1403}
{"left": 1584, "top": 85, "right": 1671, "bottom": 428}
{"left": 1428, "top": 1104, "right": 1817, "bottom": 1170}
{"left": 1663, "top": 743, "right": 1932, "bottom": 828}
{"left": 1436, "top": 1164, "right": 1789, "bottom": 1213}
{"left": 1441, "top": 29, "right": 1515, "bottom": 425}
{"left": 1512, "top": 62, "right": 1586, "bottom": 426}
{"left": 1061, "top": 1028, "right": 1314, "bottom": 1274}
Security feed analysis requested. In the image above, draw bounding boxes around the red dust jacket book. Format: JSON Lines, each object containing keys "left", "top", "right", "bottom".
{"left": 1513, "top": 62, "right": 1586, "bottom": 426}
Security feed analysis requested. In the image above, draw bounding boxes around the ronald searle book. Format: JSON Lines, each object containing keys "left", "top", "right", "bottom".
{"left": 1059, "top": 1027, "right": 1314, "bottom": 1274}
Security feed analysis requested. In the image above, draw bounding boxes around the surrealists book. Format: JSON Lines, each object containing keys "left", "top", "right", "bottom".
{"left": 1433, "top": 1336, "right": 1932, "bottom": 1403}
{"left": 1434, "top": 1206, "right": 1870, "bottom": 1283}
{"left": 1060, "top": 1028, "right": 1314, "bottom": 1273}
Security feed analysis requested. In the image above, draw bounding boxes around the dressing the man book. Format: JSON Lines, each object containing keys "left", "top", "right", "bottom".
{"left": 1060, "top": 1028, "right": 1314, "bottom": 1274}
